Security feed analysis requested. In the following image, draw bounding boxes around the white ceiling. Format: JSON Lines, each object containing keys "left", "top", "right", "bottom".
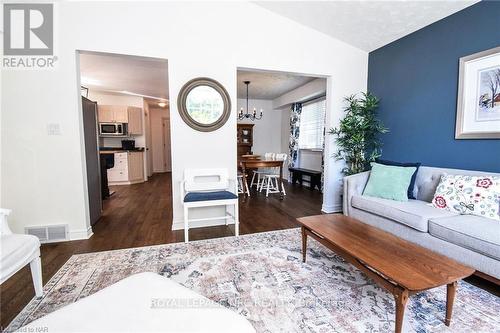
{"left": 255, "top": 1, "right": 477, "bottom": 52}
{"left": 79, "top": 52, "right": 169, "bottom": 100}
{"left": 237, "top": 70, "right": 317, "bottom": 100}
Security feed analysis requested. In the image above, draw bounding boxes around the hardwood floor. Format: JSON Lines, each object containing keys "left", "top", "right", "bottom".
{"left": 1, "top": 172, "right": 498, "bottom": 329}
{"left": 0, "top": 172, "right": 323, "bottom": 328}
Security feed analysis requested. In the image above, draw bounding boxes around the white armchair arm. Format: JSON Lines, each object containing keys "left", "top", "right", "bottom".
{"left": 343, "top": 171, "right": 370, "bottom": 216}
{"left": 0, "top": 208, "right": 43, "bottom": 297}
{"left": 0, "top": 208, "right": 13, "bottom": 235}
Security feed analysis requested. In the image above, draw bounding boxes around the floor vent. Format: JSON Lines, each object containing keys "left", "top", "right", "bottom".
{"left": 25, "top": 225, "right": 69, "bottom": 243}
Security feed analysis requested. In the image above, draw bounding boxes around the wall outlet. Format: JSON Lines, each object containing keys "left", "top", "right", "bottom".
{"left": 47, "top": 123, "right": 61, "bottom": 135}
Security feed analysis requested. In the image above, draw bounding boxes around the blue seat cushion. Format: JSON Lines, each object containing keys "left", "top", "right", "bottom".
{"left": 184, "top": 191, "right": 238, "bottom": 202}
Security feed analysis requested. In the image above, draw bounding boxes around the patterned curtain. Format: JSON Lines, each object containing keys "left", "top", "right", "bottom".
{"left": 289, "top": 103, "right": 302, "bottom": 169}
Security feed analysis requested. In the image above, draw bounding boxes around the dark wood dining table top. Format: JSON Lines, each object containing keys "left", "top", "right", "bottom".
{"left": 239, "top": 156, "right": 285, "bottom": 199}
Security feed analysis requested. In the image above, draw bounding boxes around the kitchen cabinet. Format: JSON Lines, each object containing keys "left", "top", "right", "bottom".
{"left": 97, "top": 106, "right": 114, "bottom": 123}
{"left": 98, "top": 105, "right": 128, "bottom": 123}
{"left": 98, "top": 105, "right": 143, "bottom": 135}
{"left": 127, "top": 107, "right": 143, "bottom": 135}
{"left": 107, "top": 151, "right": 144, "bottom": 185}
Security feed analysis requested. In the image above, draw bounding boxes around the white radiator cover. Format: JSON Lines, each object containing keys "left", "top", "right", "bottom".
{"left": 25, "top": 225, "right": 69, "bottom": 243}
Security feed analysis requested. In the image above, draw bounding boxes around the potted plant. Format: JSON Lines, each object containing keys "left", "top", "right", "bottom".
{"left": 329, "top": 92, "right": 388, "bottom": 176}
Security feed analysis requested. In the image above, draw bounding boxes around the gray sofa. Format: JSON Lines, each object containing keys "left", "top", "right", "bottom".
{"left": 343, "top": 166, "right": 500, "bottom": 280}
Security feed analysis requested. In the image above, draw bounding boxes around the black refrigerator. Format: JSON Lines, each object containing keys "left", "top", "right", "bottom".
{"left": 82, "top": 96, "right": 102, "bottom": 226}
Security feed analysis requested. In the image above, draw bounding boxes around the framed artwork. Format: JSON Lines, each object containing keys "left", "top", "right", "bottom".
{"left": 455, "top": 46, "right": 500, "bottom": 139}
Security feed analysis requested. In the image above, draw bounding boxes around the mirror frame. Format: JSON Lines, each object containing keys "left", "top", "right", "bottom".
{"left": 177, "top": 77, "right": 231, "bottom": 132}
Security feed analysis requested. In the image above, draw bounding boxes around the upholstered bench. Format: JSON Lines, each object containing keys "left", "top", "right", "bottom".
{"left": 18, "top": 272, "right": 255, "bottom": 333}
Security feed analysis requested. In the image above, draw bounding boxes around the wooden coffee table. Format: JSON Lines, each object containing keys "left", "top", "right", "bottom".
{"left": 297, "top": 214, "right": 475, "bottom": 333}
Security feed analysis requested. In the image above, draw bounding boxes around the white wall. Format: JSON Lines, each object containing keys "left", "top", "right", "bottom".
{"left": 1, "top": 2, "right": 367, "bottom": 236}
{"left": 150, "top": 107, "right": 171, "bottom": 172}
{"left": 237, "top": 99, "right": 281, "bottom": 155}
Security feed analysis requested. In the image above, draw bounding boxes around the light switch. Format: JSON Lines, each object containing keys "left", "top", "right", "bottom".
{"left": 47, "top": 123, "right": 61, "bottom": 135}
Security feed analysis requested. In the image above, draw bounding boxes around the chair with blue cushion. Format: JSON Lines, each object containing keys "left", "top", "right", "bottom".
{"left": 181, "top": 169, "right": 239, "bottom": 243}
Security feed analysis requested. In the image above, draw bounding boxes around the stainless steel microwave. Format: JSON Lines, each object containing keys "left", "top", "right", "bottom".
{"left": 99, "top": 123, "right": 127, "bottom": 136}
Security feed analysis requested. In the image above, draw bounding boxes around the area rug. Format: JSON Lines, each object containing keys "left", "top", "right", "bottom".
{"left": 6, "top": 229, "right": 499, "bottom": 333}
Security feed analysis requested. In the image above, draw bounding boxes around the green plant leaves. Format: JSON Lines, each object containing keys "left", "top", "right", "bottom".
{"left": 328, "top": 92, "right": 388, "bottom": 176}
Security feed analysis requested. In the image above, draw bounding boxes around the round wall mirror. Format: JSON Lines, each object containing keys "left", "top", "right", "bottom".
{"left": 178, "top": 77, "right": 231, "bottom": 132}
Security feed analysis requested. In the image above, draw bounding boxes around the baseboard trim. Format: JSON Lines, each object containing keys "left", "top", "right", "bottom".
{"left": 69, "top": 226, "right": 93, "bottom": 240}
{"left": 321, "top": 204, "right": 342, "bottom": 214}
{"left": 171, "top": 219, "right": 236, "bottom": 231}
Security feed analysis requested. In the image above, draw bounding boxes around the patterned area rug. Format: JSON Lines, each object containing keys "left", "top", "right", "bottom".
{"left": 6, "top": 229, "right": 500, "bottom": 332}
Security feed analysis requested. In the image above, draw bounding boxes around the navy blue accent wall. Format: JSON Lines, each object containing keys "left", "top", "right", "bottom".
{"left": 368, "top": 1, "right": 500, "bottom": 173}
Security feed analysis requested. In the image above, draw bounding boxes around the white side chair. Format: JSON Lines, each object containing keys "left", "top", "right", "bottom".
{"left": 181, "top": 169, "right": 239, "bottom": 243}
{"left": 237, "top": 172, "right": 250, "bottom": 196}
{"left": 260, "top": 153, "right": 288, "bottom": 197}
{"left": 0, "top": 208, "right": 43, "bottom": 297}
{"left": 250, "top": 152, "right": 275, "bottom": 188}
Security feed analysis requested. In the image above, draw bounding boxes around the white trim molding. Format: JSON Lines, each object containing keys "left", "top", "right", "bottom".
{"left": 321, "top": 203, "right": 342, "bottom": 214}
{"left": 70, "top": 226, "right": 94, "bottom": 241}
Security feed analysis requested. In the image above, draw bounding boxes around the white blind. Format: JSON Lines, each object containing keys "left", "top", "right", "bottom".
{"left": 298, "top": 98, "right": 326, "bottom": 149}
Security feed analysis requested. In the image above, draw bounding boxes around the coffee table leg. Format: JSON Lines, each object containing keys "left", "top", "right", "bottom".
{"left": 301, "top": 226, "right": 307, "bottom": 263}
{"left": 394, "top": 288, "right": 409, "bottom": 333}
{"left": 445, "top": 281, "right": 457, "bottom": 326}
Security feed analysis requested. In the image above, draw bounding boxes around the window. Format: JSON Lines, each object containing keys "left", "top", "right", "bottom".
{"left": 298, "top": 98, "right": 326, "bottom": 150}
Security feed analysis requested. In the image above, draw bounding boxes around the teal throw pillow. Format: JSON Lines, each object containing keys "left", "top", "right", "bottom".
{"left": 363, "top": 163, "right": 417, "bottom": 201}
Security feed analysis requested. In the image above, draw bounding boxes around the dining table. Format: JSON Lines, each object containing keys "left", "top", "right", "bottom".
{"left": 239, "top": 156, "right": 285, "bottom": 199}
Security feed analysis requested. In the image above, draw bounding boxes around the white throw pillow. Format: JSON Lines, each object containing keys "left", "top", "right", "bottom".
{"left": 431, "top": 174, "right": 500, "bottom": 221}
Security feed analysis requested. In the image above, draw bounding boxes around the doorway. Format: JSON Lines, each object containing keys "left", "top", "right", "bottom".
{"left": 162, "top": 118, "right": 171, "bottom": 172}
{"left": 236, "top": 68, "right": 327, "bottom": 233}
{"left": 77, "top": 50, "right": 173, "bottom": 242}
{"left": 149, "top": 108, "right": 171, "bottom": 173}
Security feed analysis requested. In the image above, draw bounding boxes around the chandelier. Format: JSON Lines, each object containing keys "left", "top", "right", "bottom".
{"left": 238, "top": 81, "right": 263, "bottom": 121}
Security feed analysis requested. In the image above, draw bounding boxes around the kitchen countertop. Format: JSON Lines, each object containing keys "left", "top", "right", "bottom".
{"left": 99, "top": 147, "right": 145, "bottom": 154}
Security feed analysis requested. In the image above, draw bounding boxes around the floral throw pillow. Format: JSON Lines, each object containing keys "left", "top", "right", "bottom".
{"left": 431, "top": 174, "right": 500, "bottom": 221}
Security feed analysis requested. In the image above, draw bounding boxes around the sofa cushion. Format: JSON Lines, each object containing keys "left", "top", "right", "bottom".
{"left": 375, "top": 159, "right": 421, "bottom": 199}
{"left": 351, "top": 195, "right": 458, "bottom": 232}
{"left": 430, "top": 174, "right": 500, "bottom": 221}
{"left": 413, "top": 166, "right": 500, "bottom": 203}
{"left": 429, "top": 215, "right": 500, "bottom": 260}
{"left": 363, "top": 163, "right": 417, "bottom": 201}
